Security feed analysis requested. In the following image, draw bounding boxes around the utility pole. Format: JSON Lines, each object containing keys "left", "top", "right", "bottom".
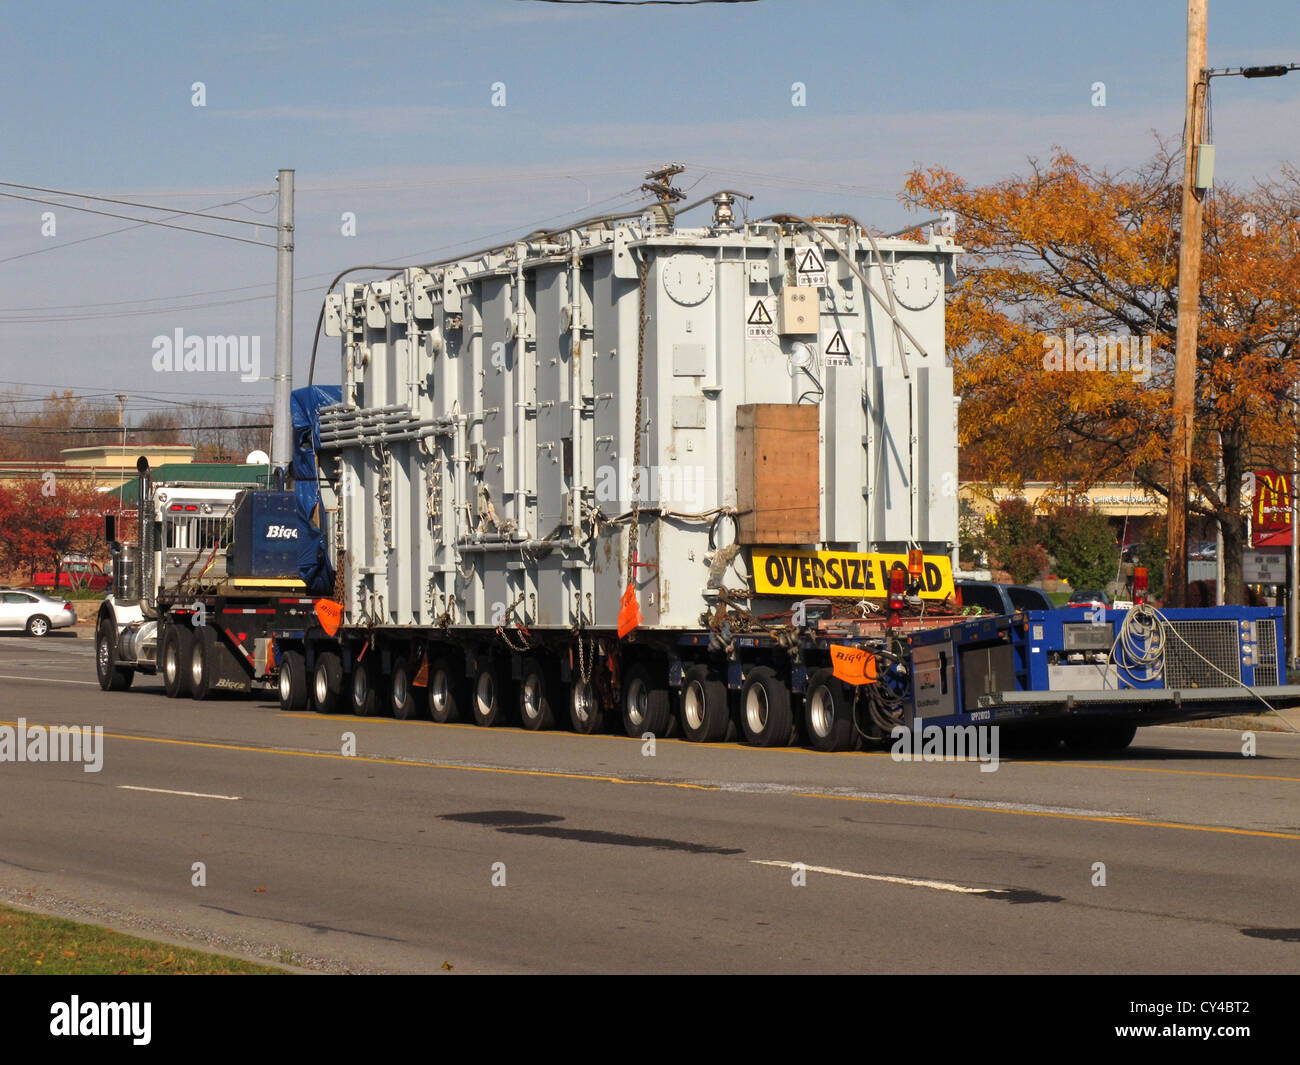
{"left": 1167, "top": 0, "right": 1208, "bottom": 607}
{"left": 271, "top": 169, "right": 295, "bottom": 477}
{"left": 115, "top": 393, "right": 126, "bottom": 451}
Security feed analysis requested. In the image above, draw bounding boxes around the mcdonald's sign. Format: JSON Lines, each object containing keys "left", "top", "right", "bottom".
{"left": 1252, "top": 470, "right": 1292, "bottom": 542}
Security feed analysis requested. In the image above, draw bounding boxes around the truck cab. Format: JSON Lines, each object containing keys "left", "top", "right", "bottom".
{"left": 95, "top": 459, "right": 250, "bottom": 687}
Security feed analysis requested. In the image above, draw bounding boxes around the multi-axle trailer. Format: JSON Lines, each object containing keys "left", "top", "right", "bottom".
{"left": 95, "top": 189, "right": 1300, "bottom": 750}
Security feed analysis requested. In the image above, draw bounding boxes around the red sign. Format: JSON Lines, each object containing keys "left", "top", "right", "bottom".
{"left": 1252, "top": 471, "right": 1292, "bottom": 546}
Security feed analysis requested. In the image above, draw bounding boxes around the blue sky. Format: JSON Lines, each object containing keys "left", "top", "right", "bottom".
{"left": 1, "top": 0, "right": 1297, "bottom": 430}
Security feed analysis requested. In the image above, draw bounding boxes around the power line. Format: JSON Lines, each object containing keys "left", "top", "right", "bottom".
{"left": 0, "top": 190, "right": 277, "bottom": 249}
{"left": 0, "top": 180, "right": 274, "bottom": 228}
{"left": 0, "top": 186, "right": 646, "bottom": 321}
{"left": 0, "top": 191, "right": 275, "bottom": 268}
{"left": 514, "top": 0, "right": 761, "bottom": 5}
{"left": 0, "top": 423, "right": 272, "bottom": 433}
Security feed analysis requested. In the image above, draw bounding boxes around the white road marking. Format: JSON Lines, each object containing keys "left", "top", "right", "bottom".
{"left": 118, "top": 786, "right": 240, "bottom": 801}
{"left": 0, "top": 673, "right": 99, "bottom": 686}
{"left": 751, "top": 859, "right": 1006, "bottom": 896}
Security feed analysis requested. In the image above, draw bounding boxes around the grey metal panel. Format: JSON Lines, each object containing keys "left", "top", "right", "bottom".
{"left": 330, "top": 220, "right": 959, "bottom": 631}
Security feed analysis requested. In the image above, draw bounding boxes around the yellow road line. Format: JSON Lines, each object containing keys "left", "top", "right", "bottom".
{"left": 1010, "top": 759, "right": 1300, "bottom": 784}
{"left": 273, "top": 712, "right": 1300, "bottom": 777}
{"left": 793, "top": 791, "right": 1300, "bottom": 841}
{"left": 4, "top": 718, "right": 1293, "bottom": 842}
{"left": 14, "top": 725, "right": 715, "bottom": 792}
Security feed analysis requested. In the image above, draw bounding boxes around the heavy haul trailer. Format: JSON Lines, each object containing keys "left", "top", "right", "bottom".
{"left": 904, "top": 605, "right": 1300, "bottom": 750}
{"left": 94, "top": 461, "right": 324, "bottom": 699}
{"left": 280, "top": 191, "right": 969, "bottom": 748}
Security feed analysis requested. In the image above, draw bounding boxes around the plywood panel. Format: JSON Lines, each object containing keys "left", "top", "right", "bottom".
{"left": 736, "top": 403, "right": 820, "bottom": 544}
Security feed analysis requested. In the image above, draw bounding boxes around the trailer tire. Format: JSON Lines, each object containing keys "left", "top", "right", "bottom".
{"left": 804, "top": 668, "right": 855, "bottom": 752}
{"left": 278, "top": 648, "right": 309, "bottom": 712}
{"left": 162, "top": 623, "right": 194, "bottom": 699}
{"left": 189, "top": 626, "right": 217, "bottom": 701}
{"left": 390, "top": 659, "right": 421, "bottom": 720}
{"left": 621, "top": 662, "right": 672, "bottom": 739}
{"left": 427, "top": 657, "right": 463, "bottom": 723}
{"left": 680, "top": 665, "right": 729, "bottom": 743}
{"left": 1064, "top": 724, "right": 1136, "bottom": 752}
{"left": 740, "top": 666, "right": 794, "bottom": 747}
{"left": 519, "top": 658, "right": 556, "bottom": 731}
{"left": 313, "top": 651, "right": 343, "bottom": 714}
{"left": 95, "top": 618, "right": 133, "bottom": 691}
{"left": 351, "top": 655, "right": 383, "bottom": 717}
{"left": 472, "top": 661, "right": 510, "bottom": 727}
{"left": 569, "top": 675, "right": 603, "bottom": 734}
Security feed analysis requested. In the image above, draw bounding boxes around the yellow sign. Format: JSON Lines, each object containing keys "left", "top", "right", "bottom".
{"left": 752, "top": 550, "right": 954, "bottom": 600}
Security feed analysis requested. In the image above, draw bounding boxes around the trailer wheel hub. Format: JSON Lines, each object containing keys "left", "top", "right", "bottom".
{"left": 808, "top": 687, "right": 833, "bottom": 738}
{"left": 745, "top": 684, "right": 770, "bottom": 734}
{"left": 683, "top": 680, "right": 705, "bottom": 731}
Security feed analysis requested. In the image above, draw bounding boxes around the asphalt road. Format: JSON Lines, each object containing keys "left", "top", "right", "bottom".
{"left": 1, "top": 629, "right": 1298, "bottom": 973}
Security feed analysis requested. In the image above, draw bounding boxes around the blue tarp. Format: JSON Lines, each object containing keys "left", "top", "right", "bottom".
{"left": 290, "top": 385, "right": 342, "bottom": 595}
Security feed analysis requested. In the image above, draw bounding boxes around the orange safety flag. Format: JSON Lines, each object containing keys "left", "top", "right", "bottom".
{"left": 412, "top": 655, "right": 429, "bottom": 687}
{"left": 829, "top": 644, "right": 878, "bottom": 686}
{"left": 617, "top": 582, "right": 642, "bottom": 638}
{"left": 314, "top": 599, "right": 343, "bottom": 637}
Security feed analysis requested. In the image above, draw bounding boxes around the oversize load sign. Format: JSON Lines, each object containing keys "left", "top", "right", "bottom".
{"left": 752, "top": 550, "right": 955, "bottom": 600}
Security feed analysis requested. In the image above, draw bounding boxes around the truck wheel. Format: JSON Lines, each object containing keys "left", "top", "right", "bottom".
{"left": 313, "top": 652, "right": 343, "bottom": 714}
{"left": 1064, "top": 724, "right": 1136, "bottom": 752}
{"left": 519, "top": 658, "right": 556, "bottom": 731}
{"left": 95, "top": 618, "right": 134, "bottom": 691}
{"left": 391, "top": 659, "right": 420, "bottom": 720}
{"left": 740, "top": 666, "right": 794, "bottom": 747}
{"left": 189, "top": 626, "right": 217, "bottom": 701}
{"left": 351, "top": 656, "right": 383, "bottom": 717}
{"left": 472, "top": 661, "right": 510, "bottom": 727}
{"left": 278, "top": 648, "right": 309, "bottom": 712}
{"left": 427, "top": 657, "right": 463, "bottom": 723}
{"left": 621, "top": 662, "right": 672, "bottom": 738}
{"left": 680, "top": 665, "right": 729, "bottom": 743}
{"left": 569, "top": 675, "right": 603, "bottom": 734}
{"left": 804, "top": 668, "right": 855, "bottom": 752}
{"left": 162, "top": 624, "right": 195, "bottom": 699}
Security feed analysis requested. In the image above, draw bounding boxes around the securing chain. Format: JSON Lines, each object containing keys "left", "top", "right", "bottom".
{"left": 495, "top": 592, "right": 535, "bottom": 651}
{"left": 577, "top": 629, "right": 594, "bottom": 685}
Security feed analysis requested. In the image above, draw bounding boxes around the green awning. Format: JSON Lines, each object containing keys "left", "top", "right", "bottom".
{"left": 102, "top": 464, "right": 272, "bottom": 506}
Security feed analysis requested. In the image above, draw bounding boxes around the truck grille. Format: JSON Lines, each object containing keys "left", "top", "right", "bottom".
{"left": 1165, "top": 620, "right": 1240, "bottom": 688}
{"left": 1256, "top": 620, "right": 1279, "bottom": 686}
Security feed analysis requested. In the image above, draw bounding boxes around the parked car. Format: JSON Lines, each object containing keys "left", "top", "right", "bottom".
{"left": 1066, "top": 588, "right": 1112, "bottom": 609}
{"left": 1189, "top": 540, "right": 1217, "bottom": 561}
{"left": 0, "top": 589, "right": 77, "bottom": 636}
{"left": 33, "top": 556, "right": 110, "bottom": 593}
{"left": 955, "top": 581, "right": 1053, "bottom": 616}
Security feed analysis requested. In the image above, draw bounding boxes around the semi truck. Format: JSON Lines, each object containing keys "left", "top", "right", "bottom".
{"left": 95, "top": 178, "right": 1300, "bottom": 749}
{"left": 92, "top": 465, "right": 319, "bottom": 698}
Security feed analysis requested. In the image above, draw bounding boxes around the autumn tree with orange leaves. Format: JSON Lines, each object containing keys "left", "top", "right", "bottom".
{"left": 903, "top": 145, "right": 1300, "bottom": 604}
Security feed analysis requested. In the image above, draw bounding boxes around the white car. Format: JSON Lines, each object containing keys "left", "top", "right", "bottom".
{"left": 0, "top": 589, "right": 78, "bottom": 636}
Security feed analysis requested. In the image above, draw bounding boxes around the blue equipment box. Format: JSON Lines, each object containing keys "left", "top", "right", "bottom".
{"left": 228, "top": 491, "right": 301, "bottom": 579}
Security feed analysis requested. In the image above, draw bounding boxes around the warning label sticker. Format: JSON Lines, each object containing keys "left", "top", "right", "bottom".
{"left": 822, "top": 326, "right": 852, "bottom": 366}
{"left": 745, "top": 296, "right": 775, "bottom": 339}
{"left": 795, "top": 245, "right": 827, "bottom": 287}
{"left": 752, "top": 550, "right": 955, "bottom": 600}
